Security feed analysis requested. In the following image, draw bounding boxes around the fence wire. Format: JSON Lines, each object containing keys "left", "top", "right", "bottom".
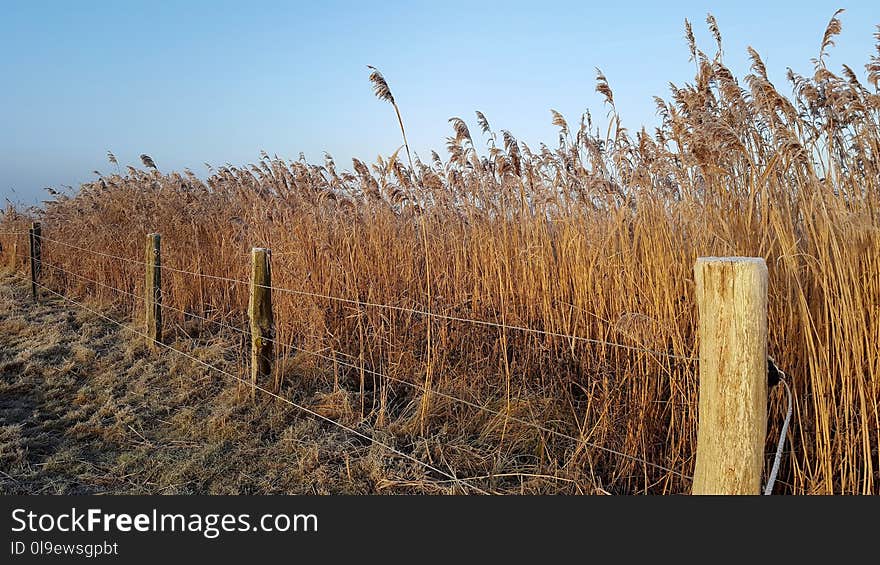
{"left": 30, "top": 233, "right": 698, "bottom": 363}
{"left": 12, "top": 273, "right": 492, "bottom": 495}
{"left": 0, "top": 229, "right": 798, "bottom": 493}
{"left": 29, "top": 259, "right": 695, "bottom": 481}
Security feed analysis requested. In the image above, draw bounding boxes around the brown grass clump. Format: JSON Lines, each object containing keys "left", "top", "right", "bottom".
{"left": 2, "top": 12, "right": 879, "bottom": 494}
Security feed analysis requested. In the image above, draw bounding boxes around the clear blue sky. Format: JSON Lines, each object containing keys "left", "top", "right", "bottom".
{"left": 1, "top": 1, "right": 876, "bottom": 204}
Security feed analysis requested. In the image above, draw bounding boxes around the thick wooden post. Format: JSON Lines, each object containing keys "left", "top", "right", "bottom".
{"left": 29, "top": 223, "right": 41, "bottom": 302}
{"left": 145, "top": 233, "right": 162, "bottom": 347}
{"left": 249, "top": 248, "right": 274, "bottom": 393}
{"left": 2, "top": 238, "right": 16, "bottom": 271}
{"left": 693, "top": 257, "right": 768, "bottom": 495}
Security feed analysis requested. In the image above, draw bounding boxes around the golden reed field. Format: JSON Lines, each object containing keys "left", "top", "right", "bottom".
{"left": 2, "top": 12, "right": 879, "bottom": 494}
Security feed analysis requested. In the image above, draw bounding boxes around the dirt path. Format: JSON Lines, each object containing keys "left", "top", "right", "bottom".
{"left": 0, "top": 275, "right": 426, "bottom": 494}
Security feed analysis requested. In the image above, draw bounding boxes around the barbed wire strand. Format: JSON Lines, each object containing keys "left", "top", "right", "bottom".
{"left": 46, "top": 262, "right": 696, "bottom": 412}
{"left": 41, "top": 262, "right": 246, "bottom": 334}
{"left": 30, "top": 261, "right": 694, "bottom": 480}
{"left": 31, "top": 233, "right": 697, "bottom": 362}
{"left": 41, "top": 262, "right": 252, "bottom": 340}
{"left": 41, "top": 262, "right": 143, "bottom": 302}
{"left": 15, "top": 274, "right": 491, "bottom": 495}
{"left": 161, "top": 261, "right": 698, "bottom": 362}
{"left": 33, "top": 234, "right": 149, "bottom": 267}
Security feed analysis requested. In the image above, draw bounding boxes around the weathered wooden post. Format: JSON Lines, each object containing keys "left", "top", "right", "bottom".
{"left": 28, "top": 223, "right": 42, "bottom": 302}
{"left": 249, "top": 248, "right": 274, "bottom": 395}
{"left": 693, "top": 257, "right": 768, "bottom": 495}
{"left": 145, "top": 233, "right": 162, "bottom": 347}
{"left": 10, "top": 240, "right": 17, "bottom": 272}
{"left": 0, "top": 237, "right": 12, "bottom": 271}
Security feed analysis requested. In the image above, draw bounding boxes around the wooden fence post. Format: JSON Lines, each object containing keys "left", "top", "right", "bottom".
{"left": 249, "top": 248, "right": 274, "bottom": 395}
{"left": 693, "top": 257, "right": 768, "bottom": 495}
{"left": 2, "top": 238, "right": 16, "bottom": 271}
{"left": 29, "top": 222, "right": 41, "bottom": 302}
{"left": 145, "top": 233, "right": 162, "bottom": 347}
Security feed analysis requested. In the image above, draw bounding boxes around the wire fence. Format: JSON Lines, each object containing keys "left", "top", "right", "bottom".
{"left": 30, "top": 255, "right": 694, "bottom": 482}
{"left": 11, "top": 273, "right": 493, "bottom": 495}
{"left": 0, "top": 228, "right": 794, "bottom": 493}
{"left": 30, "top": 232, "right": 699, "bottom": 363}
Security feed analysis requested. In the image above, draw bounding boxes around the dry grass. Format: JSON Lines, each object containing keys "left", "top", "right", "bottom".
{"left": 0, "top": 276, "right": 490, "bottom": 494}
{"left": 2, "top": 13, "right": 879, "bottom": 494}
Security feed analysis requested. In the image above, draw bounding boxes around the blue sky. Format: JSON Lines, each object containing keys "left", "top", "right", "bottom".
{"left": 1, "top": 1, "right": 877, "bottom": 204}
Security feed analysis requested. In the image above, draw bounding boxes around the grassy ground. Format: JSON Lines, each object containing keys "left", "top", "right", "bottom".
{"left": 0, "top": 274, "right": 471, "bottom": 495}
{"left": 1, "top": 274, "right": 610, "bottom": 495}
